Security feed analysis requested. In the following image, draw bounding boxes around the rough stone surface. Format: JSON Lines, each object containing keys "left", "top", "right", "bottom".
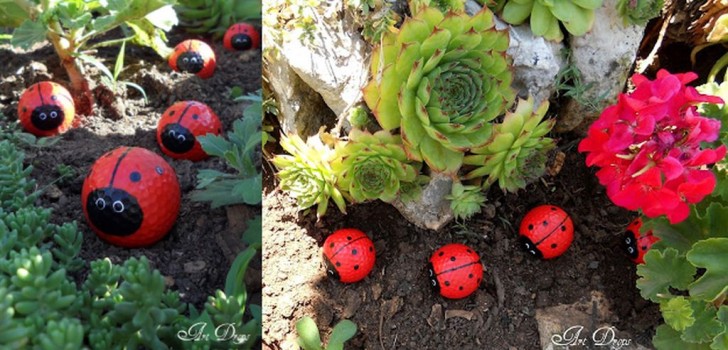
{"left": 391, "top": 173, "right": 454, "bottom": 231}
{"left": 555, "top": 0, "right": 646, "bottom": 134}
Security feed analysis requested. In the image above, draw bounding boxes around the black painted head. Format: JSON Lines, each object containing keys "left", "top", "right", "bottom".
{"left": 31, "top": 104, "right": 65, "bottom": 131}
{"left": 231, "top": 34, "right": 253, "bottom": 50}
{"left": 322, "top": 252, "right": 340, "bottom": 280}
{"left": 520, "top": 236, "right": 543, "bottom": 258}
{"left": 176, "top": 51, "right": 204, "bottom": 73}
{"left": 161, "top": 123, "right": 195, "bottom": 153}
{"left": 427, "top": 262, "right": 440, "bottom": 293}
{"left": 86, "top": 187, "right": 143, "bottom": 236}
{"left": 623, "top": 231, "right": 638, "bottom": 259}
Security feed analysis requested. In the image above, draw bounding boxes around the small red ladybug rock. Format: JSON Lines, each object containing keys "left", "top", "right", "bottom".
{"left": 623, "top": 217, "right": 659, "bottom": 264}
{"left": 322, "top": 228, "right": 375, "bottom": 283}
{"left": 156, "top": 101, "right": 222, "bottom": 161}
{"left": 519, "top": 205, "right": 574, "bottom": 259}
{"left": 223, "top": 23, "right": 260, "bottom": 51}
{"left": 168, "top": 39, "right": 216, "bottom": 79}
{"left": 428, "top": 243, "right": 483, "bottom": 299}
{"left": 17, "top": 81, "right": 75, "bottom": 137}
{"left": 82, "top": 147, "right": 181, "bottom": 248}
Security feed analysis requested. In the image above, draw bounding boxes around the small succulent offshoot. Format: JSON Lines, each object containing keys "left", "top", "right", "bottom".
{"left": 497, "top": 0, "right": 604, "bottom": 41}
{"left": 363, "top": 6, "right": 515, "bottom": 174}
{"left": 616, "top": 0, "right": 663, "bottom": 26}
{"left": 464, "top": 97, "right": 555, "bottom": 192}
{"left": 272, "top": 133, "right": 346, "bottom": 218}
{"left": 446, "top": 182, "right": 486, "bottom": 220}
{"left": 332, "top": 129, "right": 421, "bottom": 203}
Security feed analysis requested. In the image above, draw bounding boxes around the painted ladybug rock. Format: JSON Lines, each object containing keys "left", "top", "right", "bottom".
{"left": 224, "top": 23, "right": 260, "bottom": 51}
{"left": 623, "top": 217, "right": 659, "bottom": 264}
{"left": 428, "top": 243, "right": 483, "bottom": 299}
{"left": 168, "top": 39, "right": 216, "bottom": 79}
{"left": 322, "top": 228, "right": 375, "bottom": 283}
{"left": 82, "top": 147, "right": 181, "bottom": 248}
{"left": 519, "top": 205, "right": 574, "bottom": 259}
{"left": 17, "top": 81, "right": 75, "bottom": 137}
{"left": 156, "top": 101, "right": 222, "bottom": 161}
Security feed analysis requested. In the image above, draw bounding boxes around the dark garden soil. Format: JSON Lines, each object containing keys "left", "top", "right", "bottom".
{"left": 0, "top": 30, "right": 262, "bottom": 311}
{"left": 261, "top": 140, "right": 662, "bottom": 349}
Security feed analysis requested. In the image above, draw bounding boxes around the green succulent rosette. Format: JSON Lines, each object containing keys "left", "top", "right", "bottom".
{"left": 616, "top": 0, "right": 663, "bottom": 26}
{"left": 409, "top": 0, "right": 465, "bottom": 16}
{"left": 332, "top": 129, "right": 421, "bottom": 203}
{"left": 463, "top": 97, "right": 555, "bottom": 192}
{"left": 500, "top": 0, "right": 604, "bottom": 42}
{"left": 363, "top": 7, "right": 515, "bottom": 174}
{"left": 446, "top": 182, "right": 486, "bottom": 220}
{"left": 271, "top": 133, "right": 346, "bottom": 218}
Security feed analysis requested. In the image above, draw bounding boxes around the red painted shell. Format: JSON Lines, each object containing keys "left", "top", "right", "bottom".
{"left": 168, "top": 39, "right": 216, "bottom": 79}
{"left": 156, "top": 101, "right": 222, "bottom": 161}
{"left": 623, "top": 217, "right": 659, "bottom": 264}
{"left": 519, "top": 205, "right": 574, "bottom": 259}
{"left": 223, "top": 23, "right": 260, "bottom": 51}
{"left": 322, "top": 228, "right": 376, "bottom": 283}
{"left": 82, "top": 147, "right": 181, "bottom": 247}
{"left": 428, "top": 243, "right": 483, "bottom": 299}
{"left": 17, "top": 81, "right": 75, "bottom": 137}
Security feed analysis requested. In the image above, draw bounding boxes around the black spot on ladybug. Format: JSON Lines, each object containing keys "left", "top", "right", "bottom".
{"left": 86, "top": 188, "right": 143, "bottom": 236}
{"left": 193, "top": 114, "right": 199, "bottom": 120}
{"left": 642, "top": 245, "right": 647, "bottom": 250}
{"left": 528, "top": 224, "right": 533, "bottom": 230}
{"left": 542, "top": 220, "right": 548, "bottom": 226}
{"left": 176, "top": 51, "right": 205, "bottom": 74}
{"left": 329, "top": 243, "right": 334, "bottom": 248}
{"left": 450, "top": 256, "right": 456, "bottom": 261}
{"left": 22, "top": 107, "right": 27, "bottom": 113}
{"left": 231, "top": 34, "right": 253, "bottom": 50}
{"left": 354, "top": 265, "right": 359, "bottom": 270}
{"left": 352, "top": 249, "right": 357, "bottom": 255}
{"left": 551, "top": 243, "right": 557, "bottom": 249}
{"left": 129, "top": 171, "right": 141, "bottom": 182}
{"left": 469, "top": 273, "right": 473, "bottom": 278}
{"left": 31, "top": 105, "right": 65, "bottom": 131}
{"left": 347, "top": 236, "right": 352, "bottom": 240}
{"left": 51, "top": 95, "right": 57, "bottom": 101}
{"left": 561, "top": 225, "right": 566, "bottom": 231}
{"left": 369, "top": 246, "right": 373, "bottom": 252}
{"left": 217, "top": 128, "right": 222, "bottom": 134}
{"left": 155, "top": 166, "right": 164, "bottom": 175}
{"left": 438, "top": 251, "right": 444, "bottom": 257}
{"left": 444, "top": 281, "right": 450, "bottom": 286}
{"left": 161, "top": 123, "right": 195, "bottom": 154}
{"left": 467, "top": 249, "right": 472, "bottom": 253}
{"left": 336, "top": 262, "right": 341, "bottom": 267}
{"left": 551, "top": 207, "right": 557, "bottom": 210}
{"left": 459, "top": 286, "right": 463, "bottom": 291}
{"left": 169, "top": 110, "right": 175, "bottom": 116}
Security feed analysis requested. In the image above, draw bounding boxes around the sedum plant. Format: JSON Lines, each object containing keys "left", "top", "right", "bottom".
{"left": 446, "top": 182, "right": 486, "bottom": 220}
{"left": 176, "top": 0, "right": 261, "bottom": 36}
{"left": 332, "top": 129, "right": 420, "bottom": 203}
{"left": 464, "top": 97, "right": 555, "bottom": 192}
{"left": 272, "top": 133, "right": 346, "bottom": 218}
{"left": 362, "top": 7, "right": 515, "bottom": 174}
{"left": 495, "top": 0, "right": 604, "bottom": 42}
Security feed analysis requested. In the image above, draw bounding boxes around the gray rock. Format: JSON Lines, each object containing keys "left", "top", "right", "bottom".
{"left": 555, "top": 0, "right": 646, "bottom": 134}
{"left": 392, "top": 173, "right": 454, "bottom": 230}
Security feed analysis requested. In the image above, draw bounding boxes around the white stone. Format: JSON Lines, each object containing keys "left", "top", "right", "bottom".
{"left": 392, "top": 173, "right": 454, "bottom": 231}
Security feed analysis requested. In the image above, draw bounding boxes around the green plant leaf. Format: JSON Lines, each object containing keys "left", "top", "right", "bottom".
{"left": 199, "top": 134, "right": 231, "bottom": 158}
{"left": 113, "top": 41, "right": 126, "bottom": 80}
{"left": 682, "top": 302, "right": 723, "bottom": 344}
{"left": 224, "top": 246, "right": 257, "bottom": 304}
{"left": 686, "top": 238, "right": 728, "bottom": 302}
{"left": 712, "top": 307, "right": 728, "bottom": 350}
{"left": 654, "top": 324, "right": 712, "bottom": 350}
{"left": 645, "top": 202, "right": 728, "bottom": 254}
{"left": 11, "top": 20, "right": 47, "bottom": 49}
{"left": 144, "top": 4, "right": 177, "bottom": 31}
{"left": 242, "top": 215, "right": 261, "bottom": 247}
{"left": 636, "top": 248, "right": 697, "bottom": 302}
{"left": 75, "top": 53, "right": 114, "bottom": 80}
{"left": 327, "top": 319, "right": 357, "bottom": 350}
{"left": 296, "top": 316, "right": 323, "bottom": 350}
{"left": 661, "top": 297, "right": 695, "bottom": 332}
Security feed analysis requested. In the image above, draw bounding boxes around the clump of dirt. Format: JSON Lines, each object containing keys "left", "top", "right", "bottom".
{"left": 261, "top": 135, "right": 661, "bottom": 349}
{"left": 0, "top": 31, "right": 261, "bottom": 308}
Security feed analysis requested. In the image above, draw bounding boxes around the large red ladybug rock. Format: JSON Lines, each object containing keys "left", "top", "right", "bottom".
{"left": 82, "top": 147, "right": 181, "bottom": 248}
{"left": 17, "top": 81, "right": 75, "bottom": 137}
{"left": 428, "top": 243, "right": 483, "bottom": 299}
{"left": 168, "top": 39, "right": 216, "bottom": 79}
{"left": 519, "top": 205, "right": 574, "bottom": 259}
{"left": 322, "top": 228, "right": 375, "bottom": 283}
{"left": 623, "top": 217, "right": 659, "bottom": 264}
{"left": 156, "top": 101, "right": 222, "bottom": 161}
{"left": 223, "top": 23, "right": 260, "bottom": 51}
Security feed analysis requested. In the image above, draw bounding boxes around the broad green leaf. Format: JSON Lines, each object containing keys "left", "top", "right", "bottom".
{"left": 296, "top": 316, "right": 323, "bottom": 350}
{"left": 125, "top": 20, "right": 173, "bottom": 58}
{"left": 661, "top": 297, "right": 695, "bottom": 331}
{"left": 327, "top": 320, "right": 357, "bottom": 350}
{"left": 712, "top": 307, "right": 728, "bottom": 350}
{"left": 242, "top": 215, "right": 261, "bottom": 247}
{"left": 645, "top": 202, "right": 728, "bottom": 254}
{"left": 686, "top": 238, "right": 728, "bottom": 301}
{"left": 636, "top": 248, "right": 697, "bottom": 302}
{"left": 195, "top": 169, "right": 232, "bottom": 189}
{"left": 199, "top": 134, "right": 232, "bottom": 158}
{"left": 224, "top": 246, "right": 257, "bottom": 303}
{"left": 0, "top": 2, "right": 29, "bottom": 27}
{"left": 144, "top": 4, "right": 177, "bottom": 31}
{"left": 682, "top": 301, "right": 723, "bottom": 344}
{"left": 654, "top": 324, "right": 712, "bottom": 350}
{"left": 11, "top": 20, "right": 47, "bottom": 49}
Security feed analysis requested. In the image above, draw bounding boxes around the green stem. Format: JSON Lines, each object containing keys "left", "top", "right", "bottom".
{"left": 46, "top": 21, "right": 94, "bottom": 115}
{"left": 708, "top": 51, "right": 728, "bottom": 84}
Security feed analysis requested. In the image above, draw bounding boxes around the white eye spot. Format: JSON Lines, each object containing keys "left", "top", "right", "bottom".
{"left": 627, "top": 247, "right": 635, "bottom": 254}
{"left": 191, "top": 57, "right": 199, "bottom": 63}
{"left": 177, "top": 134, "right": 186, "bottom": 142}
{"left": 39, "top": 113, "right": 47, "bottom": 120}
{"left": 95, "top": 198, "right": 106, "bottom": 210}
{"left": 529, "top": 250, "right": 537, "bottom": 255}
{"left": 112, "top": 201, "right": 124, "bottom": 213}
{"left": 50, "top": 111, "right": 57, "bottom": 118}
{"left": 169, "top": 130, "right": 177, "bottom": 137}
{"left": 431, "top": 279, "right": 436, "bottom": 287}
{"left": 428, "top": 269, "right": 433, "bottom": 277}
{"left": 182, "top": 57, "right": 189, "bottom": 63}
{"left": 625, "top": 237, "right": 632, "bottom": 244}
